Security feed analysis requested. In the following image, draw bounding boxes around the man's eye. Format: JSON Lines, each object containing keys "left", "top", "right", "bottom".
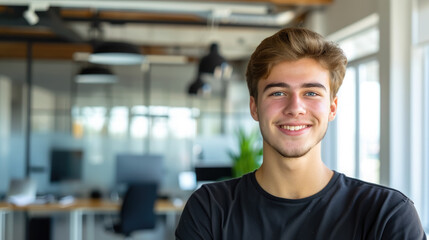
{"left": 271, "top": 92, "right": 285, "bottom": 96}
{"left": 305, "top": 92, "right": 318, "bottom": 97}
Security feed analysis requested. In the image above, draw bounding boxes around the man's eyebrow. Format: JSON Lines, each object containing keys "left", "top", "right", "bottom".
{"left": 263, "top": 82, "right": 327, "bottom": 92}
{"left": 302, "top": 83, "right": 327, "bottom": 92}
{"left": 263, "top": 82, "right": 290, "bottom": 92}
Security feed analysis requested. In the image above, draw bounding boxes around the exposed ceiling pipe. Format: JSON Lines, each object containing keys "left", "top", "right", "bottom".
{"left": 214, "top": 11, "right": 296, "bottom": 27}
{"left": 0, "top": 0, "right": 270, "bottom": 15}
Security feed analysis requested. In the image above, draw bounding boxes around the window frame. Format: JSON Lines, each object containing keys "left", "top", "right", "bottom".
{"left": 338, "top": 53, "right": 379, "bottom": 181}
{"left": 422, "top": 46, "right": 429, "bottom": 232}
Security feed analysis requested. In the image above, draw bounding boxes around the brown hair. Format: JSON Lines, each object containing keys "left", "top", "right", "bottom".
{"left": 246, "top": 27, "right": 347, "bottom": 100}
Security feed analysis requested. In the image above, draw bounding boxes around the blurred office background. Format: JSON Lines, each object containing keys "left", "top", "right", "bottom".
{"left": 0, "top": 0, "right": 428, "bottom": 239}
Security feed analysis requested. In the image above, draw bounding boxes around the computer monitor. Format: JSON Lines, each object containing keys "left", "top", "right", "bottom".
{"left": 7, "top": 179, "right": 37, "bottom": 205}
{"left": 49, "top": 149, "right": 83, "bottom": 183}
{"left": 115, "top": 154, "right": 164, "bottom": 185}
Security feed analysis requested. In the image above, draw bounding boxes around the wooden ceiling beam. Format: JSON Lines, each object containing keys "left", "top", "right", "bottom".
{"left": 61, "top": 9, "right": 205, "bottom": 23}
{"left": 0, "top": 42, "right": 91, "bottom": 60}
{"left": 0, "top": 27, "right": 55, "bottom": 37}
{"left": 0, "top": 42, "right": 178, "bottom": 60}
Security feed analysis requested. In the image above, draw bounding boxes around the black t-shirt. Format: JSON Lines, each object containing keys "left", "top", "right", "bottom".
{"left": 176, "top": 171, "right": 426, "bottom": 240}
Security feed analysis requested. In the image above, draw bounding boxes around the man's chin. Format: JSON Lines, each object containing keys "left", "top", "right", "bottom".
{"left": 278, "top": 148, "right": 311, "bottom": 159}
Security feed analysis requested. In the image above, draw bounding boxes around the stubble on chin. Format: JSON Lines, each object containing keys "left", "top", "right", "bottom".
{"left": 263, "top": 125, "right": 328, "bottom": 159}
{"left": 277, "top": 146, "right": 313, "bottom": 159}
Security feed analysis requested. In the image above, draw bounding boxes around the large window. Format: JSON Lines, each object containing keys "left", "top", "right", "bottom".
{"left": 72, "top": 105, "right": 198, "bottom": 140}
{"left": 335, "top": 27, "right": 380, "bottom": 183}
{"left": 357, "top": 60, "right": 380, "bottom": 183}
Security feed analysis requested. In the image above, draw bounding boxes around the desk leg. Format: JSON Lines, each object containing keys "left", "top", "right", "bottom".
{"left": 85, "top": 213, "right": 95, "bottom": 240}
{"left": 70, "top": 210, "right": 83, "bottom": 240}
{"left": 0, "top": 211, "right": 5, "bottom": 240}
{"left": 7, "top": 211, "right": 13, "bottom": 240}
{"left": 165, "top": 212, "right": 178, "bottom": 240}
{"left": 0, "top": 211, "right": 11, "bottom": 240}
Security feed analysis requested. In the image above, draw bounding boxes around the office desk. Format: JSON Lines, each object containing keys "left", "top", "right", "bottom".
{"left": 0, "top": 198, "right": 184, "bottom": 240}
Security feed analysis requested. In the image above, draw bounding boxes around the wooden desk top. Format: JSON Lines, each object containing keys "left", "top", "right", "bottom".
{"left": 0, "top": 202, "right": 11, "bottom": 210}
{"left": 0, "top": 198, "right": 183, "bottom": 213}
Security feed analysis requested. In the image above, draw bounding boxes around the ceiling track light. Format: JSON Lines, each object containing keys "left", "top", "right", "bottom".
{"left": 89, "top": 41, "right": 144, "bottom": 65}
{"left": 22, "top": 2, "right": 50, "bottom": 25}
{"left": 23, "top": 7, "right": 39, "bottom": 25}
{"left": 75, "top": 66, "right": 118, "bottom": 84}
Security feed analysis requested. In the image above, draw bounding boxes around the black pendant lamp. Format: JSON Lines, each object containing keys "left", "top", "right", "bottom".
{"left": 198, "top": 43, "right": 226, "bottom": 75}
{"left": 187, "top": 74, "right": 211, "bottom": 96}
{"left": 89, "top": 41, "right": 144, "bottom": 65}
{"left": 75, "top": 66, "right": 117, "bottom": 84}
{"left": 187, "top": 43, "right": 227, "bottom": 96}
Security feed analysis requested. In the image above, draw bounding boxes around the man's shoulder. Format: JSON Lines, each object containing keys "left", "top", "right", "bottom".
{"left": 335, "top": 174, "right": 426, "bottom": 239}
{"left": 335, "top": 172, "right": 410, "bottom": 205}
{"left": 198, "top": 173, "right": 249, "bottom": 194}
{"left": 188, "top": 172, "right": 253, "bottom": 205}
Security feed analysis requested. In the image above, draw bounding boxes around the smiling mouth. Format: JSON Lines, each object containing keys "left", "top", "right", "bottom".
{"left": 280, "top": 125, "right": 308, "bottom": 131}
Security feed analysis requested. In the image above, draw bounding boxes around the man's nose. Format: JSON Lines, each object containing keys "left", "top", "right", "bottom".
{"left": 283, "top": 94, "right": 306, "bottom": 117}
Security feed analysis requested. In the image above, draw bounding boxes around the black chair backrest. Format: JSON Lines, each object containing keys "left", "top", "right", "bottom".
{"left": 120, "top": 183, "right": 158, "bottom": 236}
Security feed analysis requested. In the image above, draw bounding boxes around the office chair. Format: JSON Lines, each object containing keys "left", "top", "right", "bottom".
{"left": 106, "top": 183, "right": 158, "bottom": 239}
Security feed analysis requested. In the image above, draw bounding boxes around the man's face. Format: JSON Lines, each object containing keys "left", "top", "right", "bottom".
{"left": 250, "top": 58, "right": 337, "bottom": 158}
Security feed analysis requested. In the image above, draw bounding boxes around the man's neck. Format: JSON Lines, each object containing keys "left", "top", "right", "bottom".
{"left": 255, "top": 145, "right": 333, "bottom": 199}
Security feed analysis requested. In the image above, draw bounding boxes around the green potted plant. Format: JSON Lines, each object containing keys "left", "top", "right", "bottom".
{"left": 228, "top": 128, "right": 263, "bottom": 177}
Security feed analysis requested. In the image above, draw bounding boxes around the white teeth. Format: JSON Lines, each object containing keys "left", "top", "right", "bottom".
{"left": 281, "top": 125, "right": 307, "bottom": 131}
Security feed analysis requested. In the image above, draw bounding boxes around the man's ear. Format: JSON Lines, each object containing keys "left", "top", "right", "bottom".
{"left": 250, "top": 96, "right": 259, "bottom": 121}
{"left": 329, "top": 96, "right": 338, "bottom": 121}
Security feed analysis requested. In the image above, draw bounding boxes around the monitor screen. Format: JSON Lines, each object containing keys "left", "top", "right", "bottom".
{"left": 115, "top": 154, "right": 164, "bottom": 185}
{"left": 49, "top": 149, "right": 83, "bottom": 182}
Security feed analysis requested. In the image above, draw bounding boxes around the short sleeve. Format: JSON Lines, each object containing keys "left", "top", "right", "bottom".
{"left": 381, "top": 199, "right": 427, "bottom": 240}
{"left": 175, "top": 187, "right": 213, "bottom": 240}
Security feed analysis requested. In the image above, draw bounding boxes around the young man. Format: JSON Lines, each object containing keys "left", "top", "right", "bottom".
{"left": 175, "top": 28, "right": 427, "bottom": 239}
